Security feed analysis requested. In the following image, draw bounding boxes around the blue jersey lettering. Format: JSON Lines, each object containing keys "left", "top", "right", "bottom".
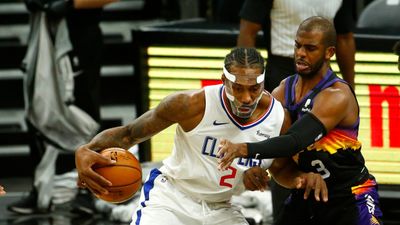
{"left": 201, "top": 136, "right": 218, "bottom": 157}
{"left": 238, "top": 157, "right": 262, "bottom": 167}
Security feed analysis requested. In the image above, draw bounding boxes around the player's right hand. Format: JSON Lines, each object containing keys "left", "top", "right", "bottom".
{"left": 243, "top": 166, "right": 270, "bottom": 191}
{"left": 295, "top": 172, "right": 328, "bottom": 202}
{"left": 75, "top": 145, "right": 116, "bottom": 195}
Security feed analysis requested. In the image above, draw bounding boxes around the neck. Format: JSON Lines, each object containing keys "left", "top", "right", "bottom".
{"left": 296, "top": 66, "right": 331, "bottom": 100}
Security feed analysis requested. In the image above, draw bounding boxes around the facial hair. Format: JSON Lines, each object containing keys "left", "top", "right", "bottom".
{"left": 297, "top": 55, "right": 325, "bottom": 79}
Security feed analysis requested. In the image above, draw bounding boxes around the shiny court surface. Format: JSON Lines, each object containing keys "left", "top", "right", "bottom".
{"left": 0, "top": 177, "right": 127, "bottom": 225}
{"left": 2, "top": 177, "right": 400, "bottom": 225}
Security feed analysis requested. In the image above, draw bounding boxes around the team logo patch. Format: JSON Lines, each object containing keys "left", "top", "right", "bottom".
{"left": 301, "top": 98, "right": 312, "bottom": 112}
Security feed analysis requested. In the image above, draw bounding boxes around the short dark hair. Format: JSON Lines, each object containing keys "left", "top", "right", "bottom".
{"left": 224, "top": 47, "right": 265, "bottom": 72}
{"left": 297, "top": 16, "right": 337, "bottom": 47}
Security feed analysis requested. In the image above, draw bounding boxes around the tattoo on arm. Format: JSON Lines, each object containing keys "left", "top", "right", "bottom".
{"left": 127, "top": 91, "right": 194, "bottom": 144}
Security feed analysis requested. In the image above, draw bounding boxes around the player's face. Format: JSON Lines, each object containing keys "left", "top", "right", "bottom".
{"left": 223, "top": 67, "right": 264, "bottom": 119}
{"left": 294, "top": 30, "right": 332, "bottom": 78}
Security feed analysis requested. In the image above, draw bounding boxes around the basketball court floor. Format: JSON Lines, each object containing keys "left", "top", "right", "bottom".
{"left": 0, "top": 177, "right": 130, "bottom": 225}
{"left": 0, "top": 106, "right": 138, "bottom": 225}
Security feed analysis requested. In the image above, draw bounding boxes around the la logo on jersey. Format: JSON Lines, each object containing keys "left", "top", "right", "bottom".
{"left": 201, "top": 136, "right": 262, "bottom": 167}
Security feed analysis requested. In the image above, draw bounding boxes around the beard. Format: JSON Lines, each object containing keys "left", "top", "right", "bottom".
{"left": 296, "top": 56, "right": 325, "bottom": 79}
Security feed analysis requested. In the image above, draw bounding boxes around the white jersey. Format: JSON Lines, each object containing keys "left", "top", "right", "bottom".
{"left": 270, "top": 0, "right": 342, "bottom": 57}
{"left": 160, "top": 84, "right": 284, "bottom": 202}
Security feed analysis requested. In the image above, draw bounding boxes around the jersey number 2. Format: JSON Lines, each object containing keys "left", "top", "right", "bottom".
{"left": 219, "top": 166, "right": 237, "bottom": 188}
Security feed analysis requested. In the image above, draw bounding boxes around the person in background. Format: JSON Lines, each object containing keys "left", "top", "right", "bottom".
{"left": 7, "top": 0, "right": 116, "bottom": 215}
{"left": 0, "top": 185, "right": 5, "bottom": 196}
{"left": 237, "top": 0, "right": 356, "bottom": 92}
{"left": 237, "top": 1, "right": 356, "bottom": 222}
{"left": 218, "top": 16, "right": 383, "bottom": 225}
{"left": 394, "top": 40, "right": 400, "bottom": 71}
{"left": 75, "top": 47, "right": 328, "bottom": 225}
{"left": 211, "top": 0, "right": 245, "bottom": 23}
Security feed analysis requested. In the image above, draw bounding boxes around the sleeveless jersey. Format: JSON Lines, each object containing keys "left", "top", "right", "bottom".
{"left": 160, "top": 84, "right": 285, "bottom": 202}
{"left": 284, "top": 70, "right": 373, "bottom": 196}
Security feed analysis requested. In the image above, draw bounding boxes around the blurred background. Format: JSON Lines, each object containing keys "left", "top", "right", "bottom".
{"left": 0, "top": 0, "right": 399, "bottom": 224}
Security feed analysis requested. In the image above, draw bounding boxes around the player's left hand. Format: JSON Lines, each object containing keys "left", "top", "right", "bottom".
{"left": 295, "top": 172, "right": 328, "bottom": 202}
{"left": 217, "top": 139, "right": 248, "bottom": 171}
{"left": 243, "top": 167, "right": 270, "bottom": 191}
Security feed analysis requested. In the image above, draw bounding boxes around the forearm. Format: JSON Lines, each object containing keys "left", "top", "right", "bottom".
{"left": 336, "top": 32, "right": 356, "bottom": 89}
{"left": 247, "top": 135, "right": 298, "bottom": 158}
{"left": 87, "top": 106, "right": 178, "bottom": 152}
{"left": 237, "top": 19, "right": 261, "bottom": 47}
{"left": 269, "top": 158, "right": 302, "bottom": 189}
{"left": 237, "top": 31, "right": 257, "bottom": 47}
{"left": 247, "top": 113, "right": 327, "bottom": 158}
{"left": 87, "top": 126, "right": 134, "bottom": 151}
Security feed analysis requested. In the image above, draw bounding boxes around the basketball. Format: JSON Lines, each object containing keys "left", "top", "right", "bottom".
{"left": 94, "top": 147, "right": 142, "bottom": 203}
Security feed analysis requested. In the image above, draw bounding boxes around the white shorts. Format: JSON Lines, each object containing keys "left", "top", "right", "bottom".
{"left": 131, "top": 169, "right": 249, "bottom": 225}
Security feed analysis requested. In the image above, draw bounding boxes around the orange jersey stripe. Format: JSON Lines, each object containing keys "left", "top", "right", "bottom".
{"left": 306, "top": 129, "right": 362, "bottom": 154}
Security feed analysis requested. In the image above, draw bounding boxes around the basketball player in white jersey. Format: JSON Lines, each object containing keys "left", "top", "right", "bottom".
{"left": 75, "top": 47, "right": 327, "bottom": 225}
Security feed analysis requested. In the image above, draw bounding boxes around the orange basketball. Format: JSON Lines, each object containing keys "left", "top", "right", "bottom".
{"left": 94, "top": 147, "right": 142, "bottom": 203}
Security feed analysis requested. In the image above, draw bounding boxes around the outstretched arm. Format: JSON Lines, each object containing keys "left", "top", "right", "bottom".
{"left": 75, "top": 108, "right": 175, "bottom": 194}
{"left": 76, "top": 89, "right": 205, "bottom": 195}
{"left": 217, "top": 87, "right": 353, "bottom": 169}
{"left": 217, "top": 112, "right": 327, "bottom": 170}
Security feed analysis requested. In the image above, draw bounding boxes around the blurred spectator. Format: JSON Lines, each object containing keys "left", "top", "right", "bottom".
{"left": 142, "top": 0, "right": 180, "bottom": 20}
{"left": 236, "top": 0, "right": 356, "bottom": 224}
{"left": 7, "top": 0, "right": 116, "bottom": 215}
{"left": 211, "top": 0, "right": 244, "bottom": 23}
{"left": 395, "top": 41, "right": 400, "bottom": 71}
{"left": 142, "top": 0, "right": 205, "bottom": 20}
{"left": 0, "top": 185, "right": 5, "bottom": 196}
{"left": 237, "top": 0, "right": 356, "bottom": 91}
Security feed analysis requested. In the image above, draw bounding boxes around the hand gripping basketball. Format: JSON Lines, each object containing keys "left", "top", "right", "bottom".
{"left": 93, "top": 147, "right": 142, "bottom": 203}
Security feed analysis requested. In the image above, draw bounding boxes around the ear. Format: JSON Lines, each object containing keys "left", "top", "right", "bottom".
{"left": 221, "top": 74, "right": 226, "bottom": 84}
{"left": 325, "top": 46, "right": 335, "bottom": 59}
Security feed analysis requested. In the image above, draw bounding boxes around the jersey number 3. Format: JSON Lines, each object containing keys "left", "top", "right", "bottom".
{"left": 311, "top": 159, "right": 331, "bottom": 179}
{"left": 220, "top": 166, "right": 237, "bottom": 188}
